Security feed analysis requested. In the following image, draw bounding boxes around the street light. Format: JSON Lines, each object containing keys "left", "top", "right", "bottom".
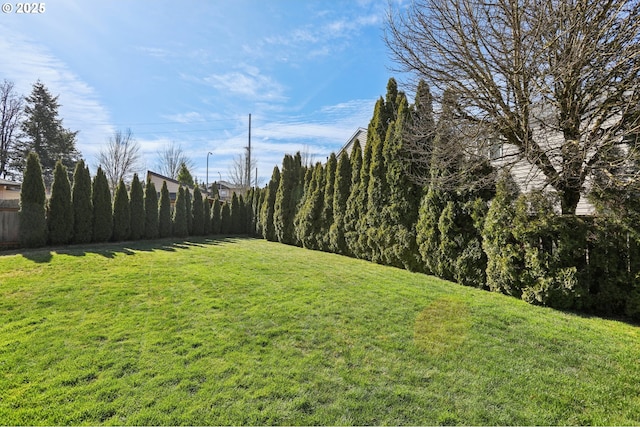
{"left": 206, "top": 152, "right": 213, "bottom": 196}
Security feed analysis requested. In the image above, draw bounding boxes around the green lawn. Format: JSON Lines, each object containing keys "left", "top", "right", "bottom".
{"left": 1, "top": 237, "right": 640, "bottom": 425}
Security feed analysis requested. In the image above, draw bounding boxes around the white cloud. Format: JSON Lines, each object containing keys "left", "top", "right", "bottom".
{"left": 0, "top": 26, "right": 114, "bottom": 165}
{"left": 203, "top": 68, "right": 287, "bottom": 102}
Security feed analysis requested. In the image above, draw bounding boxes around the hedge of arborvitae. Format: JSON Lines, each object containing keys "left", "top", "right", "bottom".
{"left": 15, "top": 78, "right": 640, "bottom": 320}
{"left": 48, "top": 161, "right": 74, "bottom": 246}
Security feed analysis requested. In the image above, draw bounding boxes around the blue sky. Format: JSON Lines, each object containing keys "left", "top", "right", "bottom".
{"left": 0, "top": 0, "right": 407, "bottom": 185}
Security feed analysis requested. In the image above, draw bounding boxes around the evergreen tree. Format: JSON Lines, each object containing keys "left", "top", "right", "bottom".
{"left": 185, "top": 187, "right": 193, "bottom": 235}
{"left": 71, "top": 160, "right": 93, "bottom": 244}
{"left": 172, "top": 186, "right": 188, "bottom": 237}
{"left": 177, "top": 161, "right": 194, "bottom": 187}
{"left": 319, "top": 152, "right": 337, "bottom": 251}
{"left": 220, "top": 202, "right": 231, "bottom": 234}
{"left": 16, "top": 81, "right": 80, "bottom": 187}
{"left": 19, "top": 152, "right": 47, "bottom": 248}
{"left": 211, "top": 197, "right": 222, "bottom": 234}
{"left": 158, "top": 181, "right": 172, "bottom": 238}
{"left": 329, "top": 151, "right": 352, "bottom": 255}
{"left": 192, "top": 186, "right": 205, "bottom": 236}
{"left": 366, "top": 122, "right": 392, "bottom": 263}
{"left": 274, "top": 154, "right": 302, "bottom": 245}
{"left": 295, "top": 162, "right": 325, "bottom": 250}
{"left": 47, "top": 160, "right": 74, "bottom": 245}
{"left": 343, "top": 140, "right": 363, "bottom": 257}
{"left": 381, "top": 94, "right": 422, "bottom": 270}
{"left": 230, "top": 192, "right": 242, "bottom": 234}
{"left": 92, "top": 167, "right": 113, "bottom": 243}
{"left": 482, "top": 174, "right": 522, "bottom": 296}
{"left": 129, "top": 173, "right": 145, "bottom": 240}
{"left": 416, "top": 185, "right": 447, "bottom": 275}
{"left": 112, "top": 179, "right": 131, "bottom": 241}
{"left": 144, "top": 178, "right": 159, "bottom": 239}
{"left": 260, "top": 166, "right": 280, "bottom": 241}
{"left": 203, "top": 196, "right": 212, "bottom": 235}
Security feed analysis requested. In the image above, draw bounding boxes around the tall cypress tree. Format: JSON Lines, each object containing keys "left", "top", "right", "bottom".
{"left": 192, "top": 186, "right": 204, "bottom": 236}
{"left": 230, "top": 192, "right": 242, "bottom": 234}
{"left": 274, "top": 154, "right": 300, "bottom": 245}
{"left": 295, "top": 162, "right": 325, "bottom": 250}
{"left": 329, "top": 151, "right": 352, "bottom": 255}
{"left": 129, "top": 173, "right": 145, "bottom": 240}
{"left": 343, "top": 140, "right": 363, "bottom": 257}
{"left": 172, "top": 186, "right": 188, "bottom": 238}
{"left": 19, "top": 152, "right": 47, "bottom": 248}
{"left": 71, "top": 160, "right": 92, "bottom": 244}
{"left": 144, "top": 178, "right": 159, "bottom": 239}
{"left": 112, "top": 179, "right": 131, "bottom": 241}
{"left": 158, "top": 181, "right": 171, "bottom": 238}
{"left": 260, "top": 166, "right": 280, "bottom": 242}
{"left": 92, "top": 167, "right": 113, "bottom": 243}
{"left": 319, "top": 153, "right": 337, "bottom": 251}
{"left": 185, "top": 187, "right": 193, "bottom": 235}
{"left": 220, "top": 202, "right": 231, "bottom": 234}
{"left": 211, "top": 197, "right": 222, "bottom": 234}
{"left": 48, "top": 160, "right": 74, "bottom": 245}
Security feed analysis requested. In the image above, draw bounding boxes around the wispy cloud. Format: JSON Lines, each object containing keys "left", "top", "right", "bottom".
{"left": 0, "top": 26, "right": 114, "bottom": 163}
{"left": 198, "top": 66, "right": 288, "bottom": 102}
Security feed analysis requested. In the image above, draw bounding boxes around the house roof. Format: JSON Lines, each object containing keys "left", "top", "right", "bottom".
{"left": 337, "top": 127, "right": 368, "bottom": 158}
{"left": 0, "top": 178, "right": 21, "bottom": 187}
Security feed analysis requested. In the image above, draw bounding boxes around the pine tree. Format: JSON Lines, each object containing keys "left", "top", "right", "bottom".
{"left": 177, "top": 162, "right": 194, "bottom": 187}
{"left": 329, "top": 151, "right": 352, "bottom": 254}
{"left": 19, "top": 152, "right": 47, "bottom": 248}
{"left": 129, "top": 173, "right": 145, "bottom": 240}
{"left": 47, "top": 160, "right": 74, "bottom": 245}
{"left": 211, "top": 197, "right": 222, "bottom": 234}
{"left": 343, "top": 140, "right": 363, "bottom": 257}
{"left": 319, "top": 152, "right": 337, "bottom": 251}
{"left": 192, "top": 186, "right": 204, "bottom": 236}
{"left": 71, "top": 160, "right": 93, "bottom": 244}
{"left": 158, "top": 181, "right": 171, "bottom": 238}
{"left": 260, "top": 166, "right": 280, "bottom": 241}
{"left": 172, "top": 186, "right": 188, "bottom": 238}
{"left": 92, "top": 167, "right": 113, "bottom": 243}
{"left": 112, "top": 179, "right": 131, "bottom": 241}
{"left": 144, "top": 178, "right": 159, "bottom": 239}
{"left": 16, "top": 81, "right": 80, "bottom": 187}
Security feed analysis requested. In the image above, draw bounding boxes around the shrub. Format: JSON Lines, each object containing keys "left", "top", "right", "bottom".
{"left": 19, "top": 152, "right": 47, "bottom": 248}
{"left": 47, "top": 160, "right": 74, "bottom": 245}
{"left": 92, "top": 167, "right": 113, "bottom": 243}
{"left": 144, "top": 179, "right": 159, "bottom": 239}
{"left": 158, "top": 181, "right": 172, "bottom": 238}
{"left": 71, "top": 160, "right": 93, "bottom": 244}
{"left": 112, "top": 179, "right": 131, "bottom": 241}
{"left": 129, "top": 174, "right": 145, "bottom": 240}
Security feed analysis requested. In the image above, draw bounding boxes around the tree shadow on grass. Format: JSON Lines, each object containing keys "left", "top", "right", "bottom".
{"left": 15, "top": 236, "right": 246, "bottom": 263}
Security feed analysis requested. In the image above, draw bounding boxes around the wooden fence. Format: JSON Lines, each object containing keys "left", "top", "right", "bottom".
{"left": 0, "top": 199, "right": 20, "bottom": 248}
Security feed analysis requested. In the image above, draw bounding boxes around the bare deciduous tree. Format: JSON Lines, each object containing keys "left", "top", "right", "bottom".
{"left": 0, "top": 80, "right": 23, "bottom": 179}
{"left": 228, "top": 148, "right": 257, "bottom": 188}
{"left": 386, "top": 0, "right": 640, "bottom": 214}
{"left": 156, "top": 141, "right": 194, "bottom": 180}
{"left": 97, "top": 128, "right": 141, "bottom": 192}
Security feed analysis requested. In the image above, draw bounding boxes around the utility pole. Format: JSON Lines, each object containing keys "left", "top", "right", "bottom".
{"left": 246, "top": 113, "right": 252, "bottom": 189}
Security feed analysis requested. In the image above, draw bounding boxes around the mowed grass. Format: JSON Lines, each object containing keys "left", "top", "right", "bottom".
{"left": 1, "top": 238, "right": 640, "bottom": 425}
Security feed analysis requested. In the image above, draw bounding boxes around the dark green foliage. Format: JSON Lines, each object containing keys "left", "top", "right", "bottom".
{"left": 319, "top": 153, "right": 337, "bottom": 251}
{"left": 17, "top": 81, "right": 80, "bottom": 187}
{"left": 19, "top": 152, "right": 47, "bottom": 248}
{"left": 295, "top": 162, "right": 325, "bottom": 250}
{"left": 192, "top": 186, "right": 204, "bottom": 236}
{"left": 329, "top": 151, "right": 352, "bottom": 255}
{"left": 250, "top": 187, "right": 262, "bottom": 236}
{"left": 211, "top": 197, "right": 222, "bottom": 234}
{"left": 71, "top": 160, "right": 92, "bottom": 244}
{"left": 229, "top": 193, "right": 244, "bottom": 234}
{"left": 260, "top": 166, "right": 280, "bottom": 242}
{"left": 158, "top": 181, "right": 171, "bottom": 238}
{"left": 185, "top": 187, "right": 192, "bottom": 235}
{"left": 343, "top": 140, "right": 363, "bottom": 256}
{"left": 129, "top": 174, "right": 145, "bottom": 240}
{"left": 353, "top": 111, "right": 375, "bottom": 260}
{"left": 144, "top": 179, "right": 159, "bottom": 239}
{"left": 112, "top": 179, "right": 130, "bottom": 241}
{"left": 409, "top": 80, "right": 436, "bottom": 180}
{"left": 482, "top": 174, "right": 522, "bottom": 296}
{"left": 203, "top": 196, "right": 212, "bottom": 235}
{"left": 47, "top": 160, "right": 74, "bottom": 245}
{"left": 91, "top": 167, "right": 113, "bottom": 243}
{"left": 274, "top": 153, "right": 304, "bottom": 245}
{"left": 172, "top": 186, "right": 188, "bottom": 238}
{"left": 416, "top": 186, "right": 446, "bottom": 275}
{"left": 220, "top": 202, "right": 231, "bottom": 234}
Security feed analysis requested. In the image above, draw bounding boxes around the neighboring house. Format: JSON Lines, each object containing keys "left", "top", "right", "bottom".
{"left": 0, "top": 178, "right": 21, "bottom": 200}
{"left": 337, "top": 128, "right": 368, "bottom": 159}
{"left": 216, "top": 181, "right": 245, "bottom": 203}
{"left": 146, "top": 170, "right": 193, "bottom": 207}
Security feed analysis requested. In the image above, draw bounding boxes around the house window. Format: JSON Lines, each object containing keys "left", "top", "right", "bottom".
{"left": 489, "top": 139, "right": 503, "bottom": 160}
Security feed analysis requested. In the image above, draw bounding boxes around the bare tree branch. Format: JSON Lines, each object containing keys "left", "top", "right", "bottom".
{"left": 97, "top": 128, "right": 141, "bottom": 193}
{"left": 0, "top": 80, "right": 23, "bottom": 179}
{"left": 156, "top": 141, "right": 194, "bottom": 180}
